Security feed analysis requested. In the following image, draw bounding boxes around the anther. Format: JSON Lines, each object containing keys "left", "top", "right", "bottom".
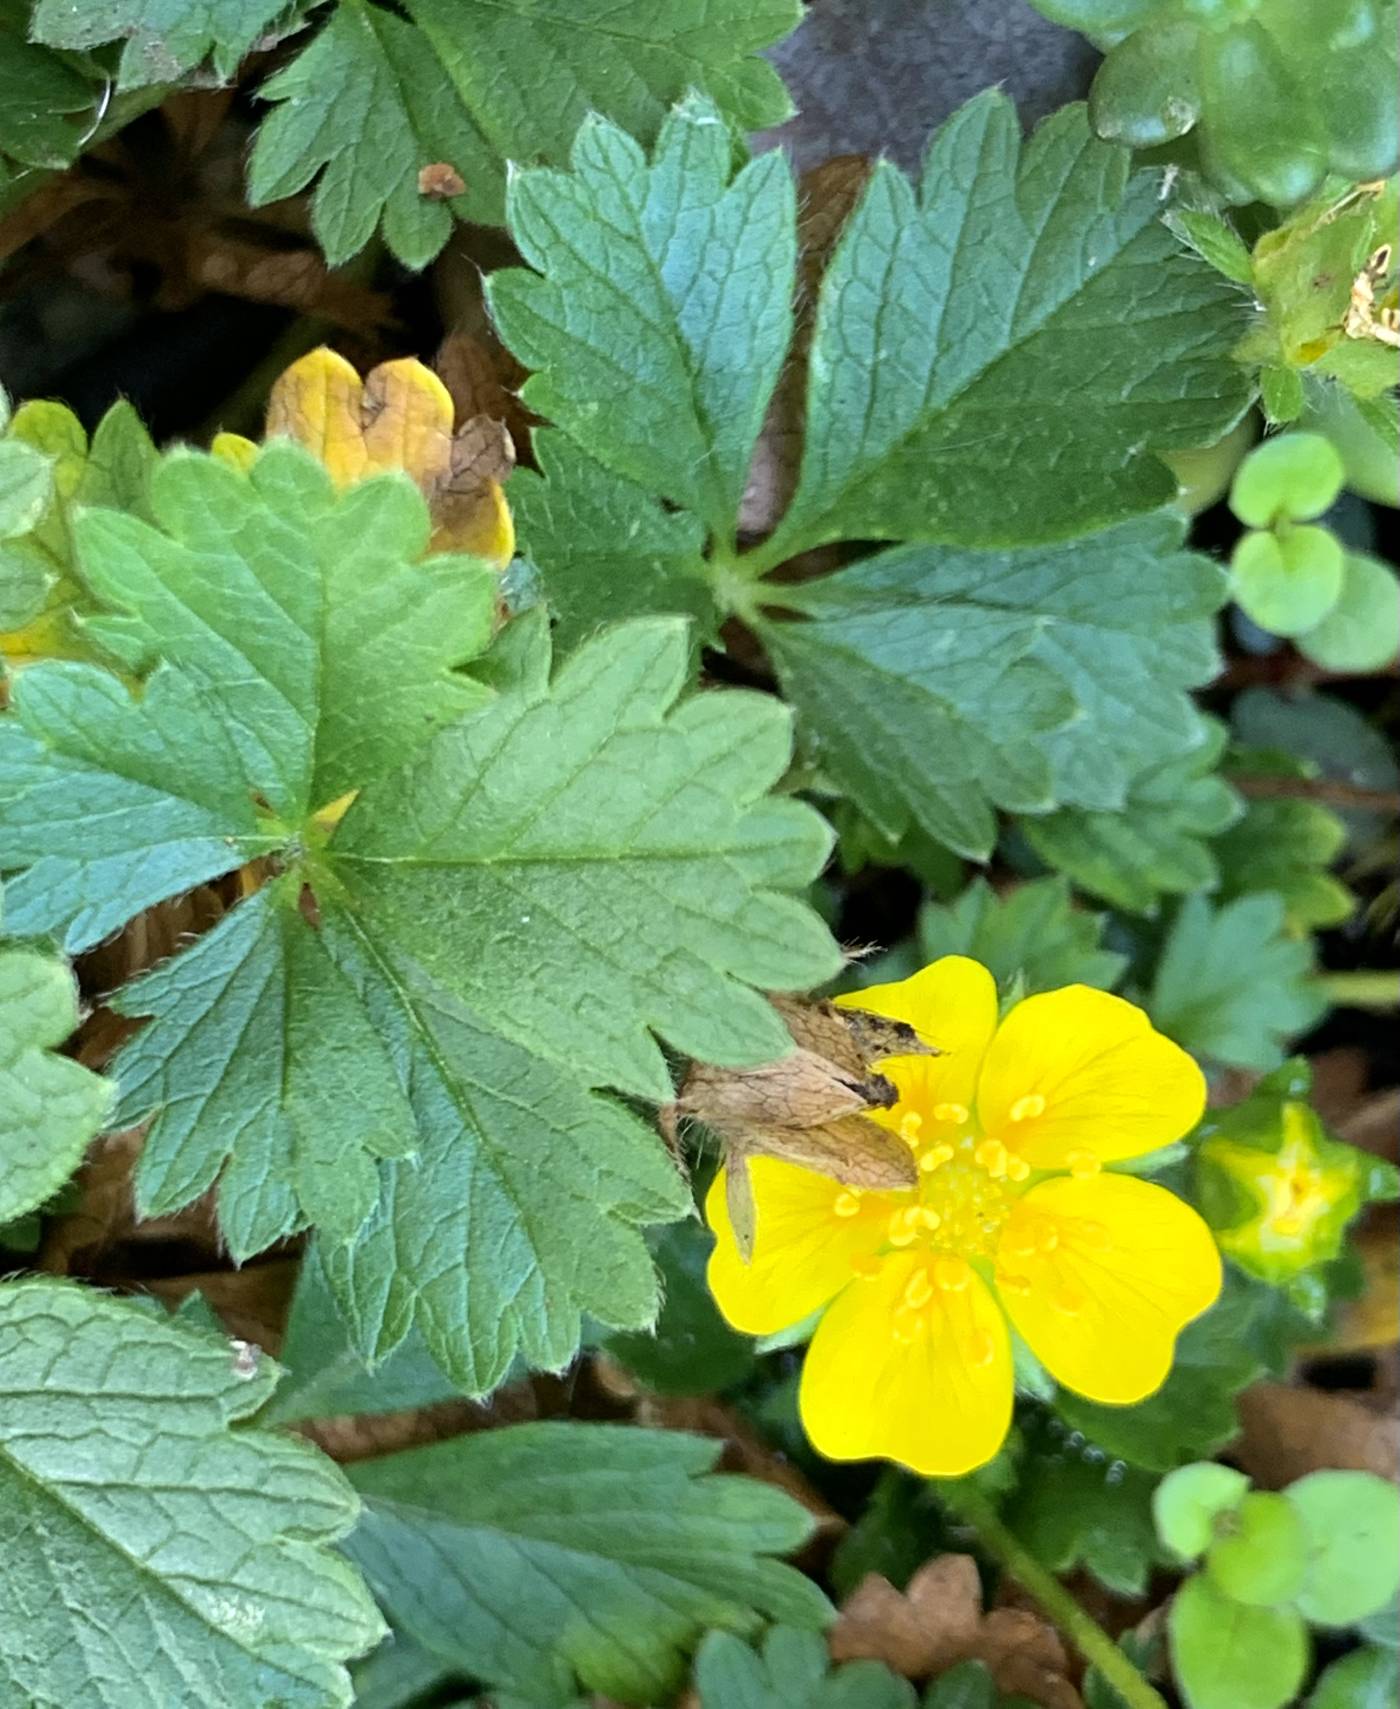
{"left": 974, "top": 1138, "right": 1009, "bottom": 1179}
{"left": 920, "top": 1143, "right": 955, "bottom": 1172}
{"left": 903, "top": 1268, "right": 934, "bottom": 1311}
{"left": 1009, "top": 1094, "right": 1046, "bottom": 1122}
{"left": 934, "top": 1254, "right": 971, "bottom": 1292}
{"left": 833, "top": 1190, "right": 862, "bottom": 1218}
{"left": 1067, "top": 1149, "right": 1101, "bottom": 1179}
{"left": 1006, "top": 1155, "right": 1031, "bottom": 1182}
{"left": 887, "top": 1207, "right": 920, "bottom": 1247}
{"left": 933, "top": 1102, "right": 969, "bottom": 1125}
{"left": 899, "top": 1111, "right": 924, "bottom": 1142}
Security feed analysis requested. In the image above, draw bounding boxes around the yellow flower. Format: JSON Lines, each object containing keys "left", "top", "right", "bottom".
{"left": 706, "top": 956, "right": 1221, "bottom": 1477}
{"left": 212, "top": 347, "right": 515, "bottom": 567}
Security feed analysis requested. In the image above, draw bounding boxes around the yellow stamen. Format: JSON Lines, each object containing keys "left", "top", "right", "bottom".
{"left": 916, "top": 1206, "right": 942, "bottom": 1230}
{"left": 934, "top": 1254, "right": 971, "bottom": 1293}
{"left": 899, "top": 1111, "right": 924, "bottom": 1142}
{"left": 903, "top": 1267, "right": 934, "bottom": 1310}
{"left": 1009, "top": 1093, "right": 1046, "bottom": 1122}
{"left": 1006, "top": 1155, "right": 1031, "bottom": 1182}
{"left": 920, "top": 1143, "right": 955, "bottom": 1172}
{"left": 832, "top": 1190, "right": 862, "bottom": 1218}
{"left": 1067, "top": 1148, "right": 1101, "bottom": 1180}
{"left": 974, "top": 1138, "right": 1009, "bottom": 1179}
{"left": 887, "top": 1207, "right": 920, "bottom": 1247}
{"left": 933, "top": 1102, "right": 969, "bottom": 1125}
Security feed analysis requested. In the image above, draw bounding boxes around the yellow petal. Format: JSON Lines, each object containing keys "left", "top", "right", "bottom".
{"left": 996, "top": 1174, "right": 1221, "bottom": 1405}
{"left": 430, "top": 479, "right": 516, "bottom": 567}
{"left": 359, "top": 357, "right": 455, "bottom": 488}
{"left": 839, "top": 956, "right": 998, "bottom": 1125}
{"left": 265, "top": 347, "right": 369, "bottom": 487}
{"left": 705, "top": 1158, "right": 894, "bottom": 1336}
{"left": 799, "top": 1250, "right": 1013, "bottom": 1476}
{"left": 977, "top": 985, "right": 1205, "bottom": 1168}
{"left": 210, "top": 431, "right": 258, "bottom": 474}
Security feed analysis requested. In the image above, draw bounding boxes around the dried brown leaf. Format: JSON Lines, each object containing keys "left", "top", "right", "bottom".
{"left": 1235, "top": 1382, "right": 1400, "bottom": 1487}
{"left": 141, "top": 1259, "right": 298, "bottom": 1350}
{"left": 831, "top": 1557, "right": 1083, "bottom": 1707}
{"left": 418, "top": 162, "right": 467, "bottom": 199}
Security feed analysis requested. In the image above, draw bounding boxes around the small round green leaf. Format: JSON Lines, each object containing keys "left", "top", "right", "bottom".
{"left": 1289, "top": 1470, "right": 1400, "bottom": 1627}
{"left": 1230, "top": 433, "right": 1347, "bottom": 527}
{"left": 1089, "top": 20, "right": 1201, "bottom": 146}
{"left": 1298, "top": 553, "right": 1400, "bottom": 672}
{"left": 1155, "top": 1462, "right": 1251, "bottom": 1561}
{"left": 1207, "top": 1492, "right": 1308, "bottom": 1608}
{"left": 1169, "top": 1573, "right": 1310, "bottom": 1709}
{"left": 1232, "top": 525, "right": 1345, "bottom": 636}
{"left": 1309, "top": 1645, "right": 1399, "bottom": 1709}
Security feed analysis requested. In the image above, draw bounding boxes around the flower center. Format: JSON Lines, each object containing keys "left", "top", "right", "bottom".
{"left": 880, "top": 1109, "right": 1029, "bottom": 1261}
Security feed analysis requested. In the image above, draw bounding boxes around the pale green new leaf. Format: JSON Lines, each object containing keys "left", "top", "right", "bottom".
{"left": 763, "top": 92, "right": 1250, "bottom": 557}
{"left": 509, "top": 432, "right": 716, "bottom": 652}
{"left": 342, "top": 1422, "right": 830, "bottom": 1707}
{"left": 758, "top": 513, "right": 1225, "bottom": 858}
{"left": 0, "top": 1277, "right": 383, "bottom": 1708}
{"left": 0, "top": 938, "right": 112, "bottom": 1225}
{"left": 1150, "top": 894, "right": 1327, "bottom": 1070}
{"left": 695, "top": 1628, "right": 914, "bottom": 1709}
{"left": 1025, "top": 723, "right": 1243, "bottom": 914}
{"left": 249, "top": 0, "right": 798, "bottom": 266}
{"left": 30, "top": 0, "right": 295, "bottom": 88}
{"left": 490, "top": 97, "right": 797, "bottom": 538}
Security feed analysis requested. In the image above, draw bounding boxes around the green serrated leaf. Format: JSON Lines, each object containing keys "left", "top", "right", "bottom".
{"left": 0, "top": 1276, "right": 383, "bottom": 1707}
{"left": 264, "top": 1245, "right": 464, "bottom": 1426}
{"left": 491, "top": 98, "right": 796, "bottom": 540}
{"left": 331, "top": 616, "right": 839, "bottom": 1098}
{"left": 1025, "top": 721, "right": 1242, "bottom": 914}
{"left": 343, "top": 1422, "right": 830, "bottom": 1707}
{"left": 1150, "top": 893, "right": 1326, "bottom": 1070}
{"left": 761, "top": 93, "right": 1249, "bottom": 557}
{"left": 30, "top": 0, "right": 294, "bottom": 88}
{"left": 1007, "top": 1450, "right": 1167, "bottom": 1597}
{"left": 918, "top": 876, "right": 1126, "bottom": 995}
{"left": 249, "top": 0, "right": 798, "bottom": 267}
{"left": 0, "top": 0, "right": 99, "bottom": 172}
{"left": 509, "top": 433, "right": 716, "bottom": 653}
{"left": 0, "top": 942, "right": 112, "bottom": 1225}
{"left": 696, "top": 1627, "right": 915, "bottom": 1709}
{"left": 760, "top": 513, "right": 1225, "bottom": 856}
{"left": 0, "top": 437, "right": 54, "bottom": 538}
{"left": 113, "top": 885, "right": 421, "bottom": 1258}
{"left": 1213, "top": 796, "right": 1353, "bottom": 931}
{"left": 601, "top": 1218, "right": 756, "bottom": 1397}
{"left": 0, "top": 438, "right": 839, "bottom": 1385}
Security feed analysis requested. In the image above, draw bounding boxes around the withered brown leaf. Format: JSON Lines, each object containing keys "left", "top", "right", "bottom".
{"left": 676, "top": 996, "right": 939, "bottom": 1260}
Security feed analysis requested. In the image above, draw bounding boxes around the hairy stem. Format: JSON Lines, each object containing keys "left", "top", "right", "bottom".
{"left": 938, "top": 1479, "right": 1169, "bottom": 1709}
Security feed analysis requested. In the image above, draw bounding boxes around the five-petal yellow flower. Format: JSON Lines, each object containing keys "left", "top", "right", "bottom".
{"left": 706, "top": 957, "right": 1222, "bottom": 1477}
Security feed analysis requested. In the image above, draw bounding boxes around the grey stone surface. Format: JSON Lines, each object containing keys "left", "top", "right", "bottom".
{"left": 758, "top": 0, "right": 1100, "bottom": 170}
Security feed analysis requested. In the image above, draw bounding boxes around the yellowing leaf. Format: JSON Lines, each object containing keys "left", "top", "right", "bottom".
{"left": 210, "top": 431, "right": 259, "bottom": 474}
{"left": 263, "top": 346, "right": 515, "bottom": 565}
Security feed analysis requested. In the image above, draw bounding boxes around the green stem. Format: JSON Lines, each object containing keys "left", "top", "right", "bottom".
{"left": 1320, "top": 970, "right": 1400, "bottom": 1011}
{"left": 938, "top": 1480, "right": 1169, "bottom": 1709}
